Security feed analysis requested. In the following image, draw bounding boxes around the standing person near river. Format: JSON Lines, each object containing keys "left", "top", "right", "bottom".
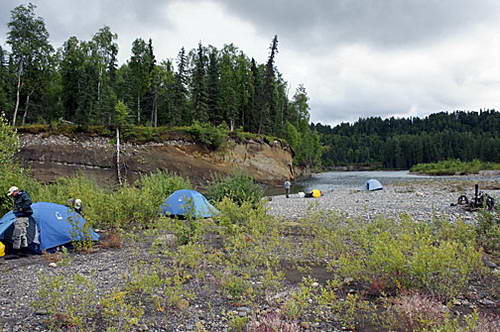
{"left": 284, "top": 180, "right": 291, "bottom": 198}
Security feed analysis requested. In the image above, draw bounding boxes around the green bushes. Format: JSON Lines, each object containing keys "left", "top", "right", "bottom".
{"left": 206, "top": 171, "right": 264, "bottom": 207}
{"left": 476, "top": 209, "right": 500, "bottom": 253}
{"left": 295, "top": 213, "right": 488, "bottom": 299}
{"left": 182, "top": 121, "right": 227, "bottom": 150}
{"left": 28, "top": 171, "right": 191, "bottom": 230}
{"left": 410, "top": 159, "right": 500, "bottom": 175}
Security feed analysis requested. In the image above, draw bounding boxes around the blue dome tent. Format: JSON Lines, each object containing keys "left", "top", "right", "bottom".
{"left": 0, "top": 202, "right": 99, "bottom": 253}
{"left": 366, "top": 179, "right": 384, "bottom": 191}
{"left": 161, "top": 190, "right": 219, "bottom": 218}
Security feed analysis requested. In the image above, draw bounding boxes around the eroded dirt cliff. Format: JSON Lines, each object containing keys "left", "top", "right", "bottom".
{"left": 17, "top": 133, "right": 305, "bottom": 186}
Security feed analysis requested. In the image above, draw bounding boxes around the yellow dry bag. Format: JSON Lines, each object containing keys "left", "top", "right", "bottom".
{"left": 0, "top": 241, "right": 5, "bottom": 257}
{"left": 312, "top": 189, "right": 321, "bottom": 198}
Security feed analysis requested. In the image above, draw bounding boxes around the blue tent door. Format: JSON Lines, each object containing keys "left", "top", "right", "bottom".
{"left": 161, "top": 190, "right": 219, "bottom": 218}
{"left": 0, "top": 202, "right": 99, "bottom": 252}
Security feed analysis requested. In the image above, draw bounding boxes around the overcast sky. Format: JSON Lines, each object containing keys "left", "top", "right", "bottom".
{"left": 1, "top": 0, "right": 500, "bottom": 125}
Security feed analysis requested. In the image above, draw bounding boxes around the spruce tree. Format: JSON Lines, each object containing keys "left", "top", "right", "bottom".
{"left": 190, "top": 42, "right": 209, "bottom": 123}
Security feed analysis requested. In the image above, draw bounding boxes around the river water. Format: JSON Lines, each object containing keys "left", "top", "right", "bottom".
{"left": 267, "top": 171, "right": 499, "bottom": 195}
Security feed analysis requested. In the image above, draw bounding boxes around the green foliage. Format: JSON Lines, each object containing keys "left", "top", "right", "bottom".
{"left": 33, "top": 273, "right": 144, "bottom": 331}
{"left": 32, "top": 172, "right": 190, "bottom": 230}
{"left": 410, "top": 159, "right": 500, "bottom": 175}
{"left": 334, "top": 218, "right": 484, "bottom": 298}
{"left": 292, "top": 212, "right": 489, "bottom": 300}
{"left": 183, "top": 121, "right": 227, "bottom": 150}
{"left": 138, "top": 170, "right": 192, "bottom": 204}
{"left": 0, "top": 113, "right": 19, "bottom": 164}
{"left": 33, "top": 273, "right": 99, "bottom": 330}
{"left": 206, "top": 170, "right": 264, "bottom": 207}
{"left": 114, "top": 100, "right": 131, "bottom": 128}
{"left": 476, "top": 208, "right": 500, "bottom": 253}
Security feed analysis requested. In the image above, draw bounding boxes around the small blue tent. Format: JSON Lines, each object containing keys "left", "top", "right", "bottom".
{"left": 161, "top": 190, "right": 219, "bottom": 218}
{"left": 366, "top": 179, "right": 384, "bottom": 191}
{"left": 0, "top": 202, "right": 99, "bottom": 253}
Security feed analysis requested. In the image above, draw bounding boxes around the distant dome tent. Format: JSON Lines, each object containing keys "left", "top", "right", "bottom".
{"left": 366, "top": 179, "right": 383, "bottom": 191}
{"left": 0, "top": 202, "right": 99, "bottom": 253}
{"left": 161, "top": 190, "right": 219, "bottom": 219}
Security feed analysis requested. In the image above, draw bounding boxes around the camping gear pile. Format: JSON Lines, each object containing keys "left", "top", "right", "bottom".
{"left": 298, "top": 189, "right": 322, "bottom": 198}
{"left": 454, "top": 184, "right": 495, "bottom": 211}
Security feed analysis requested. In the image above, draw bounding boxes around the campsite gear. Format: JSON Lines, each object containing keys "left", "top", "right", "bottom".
{"left": 161, "top": 190, "right": 220, "bottom": 219}
{"left": 0, "top": 202, "right": 99, "bottom": 253}
{"left": 454, "top": 184, "right": 495, "bottom": 211}
{"left": 366, "top": 179, "right": 383, "bottom": 191}
{"left": 0, "top": 241, "right": 4, "bottom": 257}
{"left": 312, "top": 189, "right": 321, "bottom": 198}
{"left": 304, "top": 189, "right": 321, "bottom": 198}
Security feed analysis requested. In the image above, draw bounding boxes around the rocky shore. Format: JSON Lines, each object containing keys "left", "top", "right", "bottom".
{"left": 267, "top": 180, "right": 499, "bottom": 223}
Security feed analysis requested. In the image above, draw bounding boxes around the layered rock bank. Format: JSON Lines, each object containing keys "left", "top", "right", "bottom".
{"left": 17, "top": 133, "right": 305, "bottom": 186}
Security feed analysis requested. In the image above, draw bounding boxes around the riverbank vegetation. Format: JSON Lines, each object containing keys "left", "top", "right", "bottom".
{"left": 410, "top": 159, "right": 500, "bottom": 176}
{"left": 0, "top": 3, "right": 321, "bottom": 168}
{"left": 315, "top": 110, "right": 500, "bottom": 169}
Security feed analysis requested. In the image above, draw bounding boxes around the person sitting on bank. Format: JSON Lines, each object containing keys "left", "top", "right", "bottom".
{"left": 7, "top": 186, "right": 33, "bottom": 253}
{"left": 284, "top": 180, "right": 291, "bottom": 198}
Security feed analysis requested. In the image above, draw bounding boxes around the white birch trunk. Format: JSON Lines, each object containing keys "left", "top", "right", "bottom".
{"left": 22, "top": 92, "right": 31, "bottom": 125}
{"left": 12, "top": 64, "right": 22, "bottom": 126}
{"left": 116, "top": 127, "right": 122, "bottom": 185}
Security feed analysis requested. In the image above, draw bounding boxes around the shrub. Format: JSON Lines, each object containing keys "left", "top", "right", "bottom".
{"left": 0, "top": 113, "right": 19, "bottom": 164}
{"left": 380, "top": 292, "right": 448, "bottom": 331}
{"left": 137, "top": 170, "right": 192, "bottom": 207}
{"left": 206, "top": 171, "right": 264, "bottom": 207}
{"left": 31, "top": 172, "right": 191, "bottom": 230}
{"left": 33, "top": 273, "right": 99, "bottom": 330}
{"left": 184, "top": 121, "right": 227, "bottom": 150}
{"left": 335, "top": 219, "right": 483, "bottom": 298}
{"left": 476, "top": 208, "right": 500, "bottom": 253}
{"left": 246, "top": 310, "right": 299, "bottom": 332}
{"left": 410, "top": 159, "right": 500, "bottom": 175}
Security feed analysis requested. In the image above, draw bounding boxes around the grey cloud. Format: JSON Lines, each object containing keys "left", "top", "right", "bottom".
{"left": 216, "top": 0, "right": 500, "bottom": 51}
{"left": 1, "top": 0, "right": 173, "bottom": 49}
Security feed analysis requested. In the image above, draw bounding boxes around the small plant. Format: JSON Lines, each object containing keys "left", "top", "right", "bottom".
{"left": 100, "top": 229, "right": 123, "bottom": 249}
{"left": 227, "top": 313, "right": 250, "bottom": 332}
{"left": 245, "top": 310, "right": 300, "bottom": 332}
{"left": 99, "top": 289, "right": 144, "bottom": 331}
{"left": 33, "top": 273, "right": 99, "bottom": 330}
{"left": 380, "top": 292, "right": 448, "bottom": 331}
